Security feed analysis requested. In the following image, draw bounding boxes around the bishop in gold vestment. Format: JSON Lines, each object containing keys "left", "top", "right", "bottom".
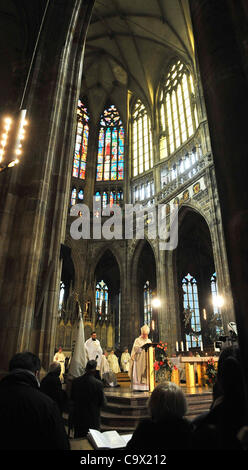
{"left": 129, "top": 325, "right": 151, "bottom": 391}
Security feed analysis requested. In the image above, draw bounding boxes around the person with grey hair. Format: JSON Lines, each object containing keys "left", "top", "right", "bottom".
{"left": 0, "top": 352, "right": 70, "bottom": 450}
{"left": 126, "top": 381, "right": 193, "bottom": 451}
{"left": 40, "top": 361, "right": 67, "bottom": 414}
{"left": 129, "top": 324, "right": 151, "bottom": 391}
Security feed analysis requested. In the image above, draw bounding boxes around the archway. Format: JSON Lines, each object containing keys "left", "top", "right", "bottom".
{"left": 131, "top": 240, "right": 157, "bottom": 340}
{"left": 175, "top": 208, "right": 221, "bottom": 353}
{"left": 94, "top": 249, "right": 121, "bottom": 351}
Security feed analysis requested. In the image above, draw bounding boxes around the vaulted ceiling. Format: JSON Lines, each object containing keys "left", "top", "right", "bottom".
{"left": 0, "top": 0, "right": 195, "bottom": 122}
{"left": 82, "top": 0, "right": 195, "bottom": 123}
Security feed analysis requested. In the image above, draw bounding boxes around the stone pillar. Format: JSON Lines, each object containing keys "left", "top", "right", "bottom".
{"left": 190, "top": 0, "right": 248, "bottom": 405}
{"left": 0, "top": 0, "right": 94, "bottom": 371}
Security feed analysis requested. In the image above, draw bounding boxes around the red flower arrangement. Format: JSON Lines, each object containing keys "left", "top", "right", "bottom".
{"left": 153, "top": 341, "right": 176, "bottom": 381}
{"left": 205, "top": 358, "right": 217, "bottom": 386}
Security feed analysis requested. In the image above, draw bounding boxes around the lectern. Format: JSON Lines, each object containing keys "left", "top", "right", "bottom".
{"left": 141, "top": 342, "right": 158, "bottom": 392}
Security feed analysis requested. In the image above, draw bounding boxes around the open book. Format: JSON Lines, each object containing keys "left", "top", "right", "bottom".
{"left": 87, "top": 429, "right": 132, "bottom": 449}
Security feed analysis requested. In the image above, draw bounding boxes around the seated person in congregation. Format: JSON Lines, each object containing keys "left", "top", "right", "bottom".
{"left": 191, "top": 345, "right": 247, "bottom": 450}
{"left": 126, "top": 382, "right": 193, "bottom": 451}
{"left": 0, "top": 351, "right": 70, "bottom": 450}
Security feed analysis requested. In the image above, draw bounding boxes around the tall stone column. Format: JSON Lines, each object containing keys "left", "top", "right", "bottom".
{"left": 190, "top": 0, "right": 248, "bottom": 406}
{"left": 0, "top": 0, "right": 94, "bottom": 371}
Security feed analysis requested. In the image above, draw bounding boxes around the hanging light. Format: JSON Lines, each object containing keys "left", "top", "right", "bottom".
{"left": 0, "top": 1, "right": 49, "bottom": 174}
{"left": 213, "top": 295, "right": 224, "bottom": 309}
{"left": 0, "top": 110, "right": 28, "bottom": 172}
{"left": 152, "top": 297, "right": 161, "bottom": 309}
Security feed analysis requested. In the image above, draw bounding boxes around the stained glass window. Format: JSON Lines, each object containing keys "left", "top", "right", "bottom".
{"left": 182, "top": 273, "right": 202, "bottom": 348}
{"left": 132, "top": 99, "right": 153, "bottom": 177}
{"left": 78, "top": 189, "right": 84, "bottom": 201}
{"left": 71, "top": 188, "right": 77, "bottom": 206}
{"left": 96, "top": 105, "right": 124, "bottom": 182}
{"left": 72, "top": 100, "right": 89, "bottom": 179}
{"left": 159, "top": 61, "right": 198, "bottom": 158}
{"left": 96, "top": 280, "right": 108, "bottom": 321}
{"left": 211, "top": 272, "right": 222, "bottom": 335}
{"left": 144, "top": 281, "right": 152, "bottom": 326}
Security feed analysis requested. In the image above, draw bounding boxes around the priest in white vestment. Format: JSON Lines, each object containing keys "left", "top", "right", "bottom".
{"left": 100, "top": 351, "right": 118, "bottom": 387}
{"left": 107, "top": 350, "right": 120, "bottom": 374}
{"left": 121, "top": 348, "right": 131, "bottom": 373}
{"left": 129, "top": 325, "right": 151, "bottom": 391}
{"left": 53, "top": 346, "right": 65, "bottom": 382}
{"left": 85, "top": 332, "right": 103, "bottom": 379}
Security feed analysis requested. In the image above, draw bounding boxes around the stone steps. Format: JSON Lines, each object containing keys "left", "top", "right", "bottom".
{"left": 100, "top": 388, "right": 213, "bottom": 433}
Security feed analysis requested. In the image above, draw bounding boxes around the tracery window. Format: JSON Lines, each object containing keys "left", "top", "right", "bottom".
{"left": 70, "top": 188, "right": 84, "bottom": 206}
{"left": 96, "top": 105, "right": 124, "bottom": 181}
{"left": 72, "top": 100, "right": 89, "bottom": 179}
{"left": 159, "top": 61, "right": 198, "bottom": 158}
{"left": 182, "top": 273, "right": 202, "bottom": 348}
{"left": 211, "top": 272, "right": 222, "bottom": 335}
{"left": 95, "top": 280, "right": 108, "bottom": 321}
{"left": 132, "top": 99, "right": 153, "bottom": 177}
{"left": 144, "top": 280, "right": 152, "bottom": 326}
{"left": 94, "top": 189, "right": 123, "bottom": 209}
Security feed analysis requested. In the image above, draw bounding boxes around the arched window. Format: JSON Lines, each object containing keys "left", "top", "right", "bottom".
{"left": 144, "top": 280, "right": 152, "bottom": 326}
{"left": 59, "top": 281, "right": 65, "bottom": 312}
{"left": 211, "top": 272, "right": 218, "bottom": 315}
{"left": 72, "top": 100, "right": 89, "bottom": 179}
{"left": 96, "top": 105, "right": 124, "bottom": 181}
{"left": 211, "top": 272, "right": 222, "bottom": 334}
{"left": 182, "top": 273, "right": 202, "bottom": 348}
{"left": 70, "top": 188, "right": 84, "bottom": 206}
{"left": 159, "top": 61, "right": 198, "bottom": 158}
{"left": 78, "top": 189, "right": 84, "bottom": 201}
{"left": 132, "top": 99, "right": 153, "bottom": 177}
{"left": 96, "top": 280, "right": 108, "bottom": 321}
{"left": 71, "top": 188, "right": 77, "bottom": 206}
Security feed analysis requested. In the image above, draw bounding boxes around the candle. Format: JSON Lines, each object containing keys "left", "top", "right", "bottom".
{"left": 180, "top": 341, "right": 184, "bottom": 352}
{"left": 176, "top": 341, "right": 179, "bottom": 352}
{"left": 200, "top": 342, "right": 203, "bottom": 351}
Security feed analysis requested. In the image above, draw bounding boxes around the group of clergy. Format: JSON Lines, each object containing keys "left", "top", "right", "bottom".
{"left": 54, "top": 325, "right": 151, "bottom": 392}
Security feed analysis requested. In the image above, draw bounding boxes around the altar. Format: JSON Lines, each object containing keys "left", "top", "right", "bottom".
{"left": 177, "top": 356, "right": 219, "bottom": 388}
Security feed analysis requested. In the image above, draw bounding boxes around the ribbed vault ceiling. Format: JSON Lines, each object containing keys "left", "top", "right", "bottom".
{"left": 82, "top": 0, "right": 195, "bottom": 122}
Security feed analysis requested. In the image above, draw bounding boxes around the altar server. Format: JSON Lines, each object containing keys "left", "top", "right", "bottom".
{"left": 85, "top": 332, "right": 103, "bottom": 379}
{"left": 121, "top": 347, "right": 131, "bottom": 373}
{"left": 107, "top": 350, "right": 120, "bottom": 374}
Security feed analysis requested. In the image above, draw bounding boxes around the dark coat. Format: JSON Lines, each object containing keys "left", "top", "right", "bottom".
{"left": 192, "top": 396, "right": 245, "bottom": 450}
{"left": 0, "top": 369, "right": 70, "bottom": 450}
{"left": 70, "top": 372, "right": 106, "bottom": 438}
{"left": 40, "top": 372, "right": 67, "bottom": 413}
{"left": 126, "top": 416, "right": 193, "bottom": 451}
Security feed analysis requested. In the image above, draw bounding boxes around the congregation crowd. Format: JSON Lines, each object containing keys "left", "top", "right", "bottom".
{"left": 0, "top": 335, "right": 247, "bottom": 451}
